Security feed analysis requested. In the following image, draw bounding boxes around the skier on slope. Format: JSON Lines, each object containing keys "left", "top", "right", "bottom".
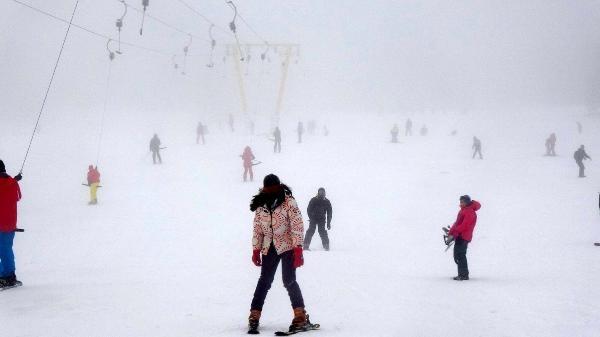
{"left": 149, "top": 134, "right": 162, "bottom": 164}
{"left": 472, "top": 136, "right": 483, "bottom": 159}
{"left": 545, "top": 133, "right": 557, "bottom": 156}
{"left": 196, "top": 122, "right": 206, "bottom": 145}
{"left": 86, "top": 165, "right": 100, "bottom": 205}
{"left": 574, "top": 145, "right": 591, "bottom": 178}
{"left": 297, "top": 122, "right": 305, "bottom": 143}
{"left": 241, "top": 146, "right": 256, "bottom": 182}
{"left": 405, "top": 118, "right": 413, "bottom": 136}
{"left": 304, "top": 187, "right": 332, "bottom": 251}
{"left": 390, "top": 124, "right": 399, "bottom": 143}
{"left": 273, "top": 127, "right": 282, "bottom": 153}
{"left": 247, "top": 174, "right": 314, "bottom": 334}
{"left": 0, "top": 160, "right": 22, "bottom": 288}
{"left": 447, "top": 195, "right": 481, "bottom": 281}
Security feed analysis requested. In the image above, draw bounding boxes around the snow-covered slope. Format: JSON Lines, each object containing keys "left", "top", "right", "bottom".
{"left": 1, "top": 109, "right": 599, "bottom": 337}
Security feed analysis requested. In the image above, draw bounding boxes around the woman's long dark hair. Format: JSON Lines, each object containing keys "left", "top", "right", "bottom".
{"left": 250, "top": 184, "right": 293, "bottom": 212}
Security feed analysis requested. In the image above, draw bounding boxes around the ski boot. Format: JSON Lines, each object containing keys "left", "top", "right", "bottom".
{"left": 0, "top": 273, "right": 21, "bottom": 289}
{"left": 247, "top": 309, "right": 261, "bottom": 334}
{"left": 453, "top": 275, "right": 469, "bottom": 281}
{"left": 275, "top": 308, "right": 320, "bottom": 336}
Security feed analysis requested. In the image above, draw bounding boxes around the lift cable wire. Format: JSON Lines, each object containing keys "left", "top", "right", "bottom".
{"left": 19, "top": 0, "right": 79, "bottom": 173}
{"left": 174, "top": 0, "right": 233, "bottom": 38}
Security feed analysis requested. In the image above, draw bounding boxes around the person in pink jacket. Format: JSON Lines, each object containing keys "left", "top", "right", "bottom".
{"left": 247, "top": 174, "right": 314, "bottom": 334}
{"left": 241, "top": 146, "right": 255, "bottom": 182}
{"left": 448, "top": 195, "right": 481, "bottom": 281}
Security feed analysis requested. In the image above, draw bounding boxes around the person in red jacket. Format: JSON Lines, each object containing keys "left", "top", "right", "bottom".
{"left": 241, "top": 146, "right": 255, "bottom": 182}
{"left": 448, "top": 195, "right": 481, "bottom": 281}
{"left": 0, "top": 160, "right": 22, "bottom": 287}
{"left": 87, "top": 165, "right": 100, "bottom": 205}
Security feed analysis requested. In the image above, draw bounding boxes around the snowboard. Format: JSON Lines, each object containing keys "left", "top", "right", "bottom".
{"left": 442, "top": 226, "right": 454, "bottom": 252}
{"left": 0, "top": 281, "right": 22, "bottom": 291}
{"left": 274, "top": 323, "right": 320, "bottom": 336}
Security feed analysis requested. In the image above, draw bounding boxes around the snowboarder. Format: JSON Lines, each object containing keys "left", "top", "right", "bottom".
{"left": 297, "top": 122, "right": 304, "bottom": 143}
{"left": 149, "top": 134, "right": 162, "bottom": 164}
{"left": 420, "top": 125, "right": 428, "bottom": 136}
{"left": 390, "top": 124, "right": 399, "bottom": 143}
{"left": 304, "top": 187, "right": 332, "bottom": 251}
{"left": 405, "top": 118, "right": 413, "bottom": 136}
{"left": 0, "top": 160, "right": 22, "bottom": 288}
{"left": 229, "top": 114, "right": 235, "bottom": 132}
{"left": 241, "top": 146, "right": 256, "bottom": 182}
{"left": 196, "top": 122, "right": 206, "bottom": 145}
{"left": 248, "top": 174, "right": 314, "bottom": 334}
{"left": 447, "top": 195, "right": 481, "bottom": 281}
{"left": 472, "top": 136, "right": 483, "bottom": 159}
{"left": 574, "top": 145, "right": 591, "bottom": 178}
{"left": 86, "top": 165, "right": 100, "bottom": 205}
{"left": 273, "top": 127, "right": 282, "bottom": 153}
{"left": 545, "top": 133, "right": 556, "bottom": 156}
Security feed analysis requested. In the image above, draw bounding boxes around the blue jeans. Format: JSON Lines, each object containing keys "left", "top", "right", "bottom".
{"left": 0, "top": 232, "right": 16, "bottom": 277}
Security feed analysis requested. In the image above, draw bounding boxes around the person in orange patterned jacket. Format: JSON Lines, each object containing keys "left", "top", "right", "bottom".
{"left": 247, "top": 174, "right": 314, "bottom": 334}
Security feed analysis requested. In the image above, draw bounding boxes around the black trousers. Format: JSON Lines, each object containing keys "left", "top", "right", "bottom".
{"left": 453, "top": 237, "right": 469, "bottom": 277}
{"left": 304, "top": 221, "right": 329, "bottom": 249}
{"left": 472, "top": 148, "right": 482, "bottom": 159}
{"left": 251, "top": 244, "right": 304, "bottom": 311}
{"left": 577, "top": 160, "right": 585, "bottom": 177}
{"left": 152, "top": 150, "right": 162, "bottom": 164}
{"left": 274, "top": 141, "right": 281, "bottom": 153}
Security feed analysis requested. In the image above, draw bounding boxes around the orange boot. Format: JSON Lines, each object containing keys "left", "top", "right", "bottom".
{"left": 248, "top": 309, "right": 261, "bottom": 334}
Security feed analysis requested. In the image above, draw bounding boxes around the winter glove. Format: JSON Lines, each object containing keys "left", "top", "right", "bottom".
{"left": 14, "top": 173, "right": 22, "bottom": 181}
{"left": 293, "top": 246, "right": 304, "bottom": 268}
{"left": 327, "top": 222, "right": 331, "bottom": 230}
{"left": 252, "top": 249, "right": 262, "bottom": 266}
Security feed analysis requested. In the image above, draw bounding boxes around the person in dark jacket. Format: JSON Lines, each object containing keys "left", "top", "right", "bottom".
{"left": 273, "top": 127, "right": 282, "bottom": 153}
{"left": 0, "top": 160, "right": 22, "bottom": 288}
{"left": 545, "top": 133, "right": 557, "bottom": 156}
{"left": 574, "top": 145, "right": 591, "bottom": 178}
{"left": 447, "top": 195, "right": 481, "bottom": 281}
{"left": 196, "top": 122, "right": 205, "bottom": 145}
{"left": 405, "top": 118, "right": 413, "bottom": 136}
{"left": 150, "top": 134, "right": 162, "bottom": 164}
{"left": 297, "top": 122, "right": 304, "bottom": 143}
{"left": 472, "top": 136, "right": 483, "bottom": 159}
{"left": 304, "top": 187, "right": 332, "bottom": 251}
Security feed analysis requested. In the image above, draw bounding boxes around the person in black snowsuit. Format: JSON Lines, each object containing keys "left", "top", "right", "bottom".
{"left": 304, "top": 187, "right": 332, "bottom": 251}
{"left": 405, "top": 119, "right": 413, "bottom": 136}
{"left": 150, "top": 134, "right": 162, "bottom": 164}
{"left": 574, "top": 145, "right": 591, "bottom": 177}
{"left": 196, "top": 122, "right": 205, "bottom": 145}
{"left": 273, "top": 127, "right": 282, "bottom": 153}
{"left": 472, "top": 136, "right": 483, "bottom": 159}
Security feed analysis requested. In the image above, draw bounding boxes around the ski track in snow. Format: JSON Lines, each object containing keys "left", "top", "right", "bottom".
{"left": 1, "top": 109, "right": 600, "bottom": 337}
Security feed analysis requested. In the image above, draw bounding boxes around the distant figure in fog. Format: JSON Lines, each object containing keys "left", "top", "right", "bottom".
{"left": 273, "top": 127, "right": 282, "bottom": 153}
{"left": 545, "top": 133, "right": 556, "bottom": 156}
{"left": 405, "top": 119, "right": 413, "bottom": 136}
{"left": 390, "top": 124, "right": 399, "bottom": 143}
{"left": 307, "top": 120, "right": 316, "bottom": 135}
{"left": 86, "top": 165, "right": 100, "bottom": 205}
{"left": 451, "top": 130, "right": 458, "bottom": 136}
{"left": 196, "top": 122, "right": 206, "bottom": 145}
{"left": 420, "top": 125, "right": 428, "bottom": 136}
{"left": 297, "top": 122, "right": 305, "bottom": 143}
{"left": 229, "top": 114, "right": 235, "bottom": 132}
{"left": 323, "top": 126, "right": 329, "bottom": 137}
{"left": 577, "top": 121, "right": 583, "bottom": 134}
{"left": 241, "top": 146, "right": 256, "bottom": 182}
{"left": 472, "top": 137, "right": 482, "bottom": 159}
{"left": 574, "top": 145, "right": 591, "bottom": 178}
{"left": 150, "top": 134, "right": 162, "bottom": 164}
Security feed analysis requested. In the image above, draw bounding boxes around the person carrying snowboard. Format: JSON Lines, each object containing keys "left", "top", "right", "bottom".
{"left": 390, "top": 124, "right": 399, "bottom": 143}
{"left": 273, "top": 127, "right": 282, "bottom": 153}
{"left": 472, "top": 136, "right": 483, "bottom": 159}
{"left": 0, "top": 160, "right": 22, "bottom": 288}
{"left": 447, "top": 195, "right": 481, "bottom": 281}
{"left": 241, "top": 146, "right": 256, "bottom": 182}
{"left": 247, "top": 174, "right": 314, "bottom": 334}
{"left": 304, "top": 187, "right": 332, "bottom": 251}
{"left": 149, "top": 134, "right": 162, "bottom": 164}
{"left": 574, "top": 145, "right": 591, "bottom": 178}
{"left": 86, "top": 165, "right": 100, "bottom": 205}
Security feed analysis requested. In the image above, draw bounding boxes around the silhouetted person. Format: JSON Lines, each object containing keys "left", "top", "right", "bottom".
{"left": 273, "top": 127, "right": 282, "bottom": 153}
{"left": 241, "top": 146, "right": 255, "bottom": 182}
{"left": 577, "top": 121, "right": 583, "bottom": 134}
{"left": 390, "top": 124, "right": 399, "bottom": 143}
{"left": 229, "top": 114, "right": 235, "bottom": 132}
{"left": 297, "top": 122, "right": 304, "bottom": 143}
{"left": 574, "top": 145, "right": 591, "bottom": 178}
{"left": 405, "top": 119, "right": 413, "bottom": 136}
{"left": 196, "top": 122, "right": 205, "bottom": 145}
{"left": 86, "top": 165, "right": 100, "bottom": 205}
{"left": 150, "top": 134, "right": 162, "bottom": 164}
{"left": 323, "top": 126, "right": 329, "bottom": 136}
{"left": 545, "top": 133, "right": 556, "bottom": 156}
{"left": 472, "top": 137, "right": 482, "bottom": 159}
{"left": 420, "top": 125, "right": 428, "bottom": 136}
{"left": 304, "top": 188, "right": 332, "bottom": 251}
{"left": 0, "top": 160, "right": 22, "bottom": 288}
{"left": 307, "top": 120, "right": 316, "bottom": 135}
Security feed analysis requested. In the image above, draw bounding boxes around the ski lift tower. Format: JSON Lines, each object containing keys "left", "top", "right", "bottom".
{"left": 225, "top": 43, "right": 300, "bottom": 126}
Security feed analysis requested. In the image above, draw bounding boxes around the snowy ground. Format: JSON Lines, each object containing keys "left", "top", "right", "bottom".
{"left": 1, "top": 108, "right": 600, "bottom": 337}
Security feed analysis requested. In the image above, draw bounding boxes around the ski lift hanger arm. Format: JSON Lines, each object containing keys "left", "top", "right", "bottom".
{"left": 175, "top": 0, "right": 233, "bottom": 38}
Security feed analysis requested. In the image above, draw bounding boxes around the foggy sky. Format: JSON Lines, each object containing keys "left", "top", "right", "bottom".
{"left": 2, "top": 0, "right": 600, "bottom": 118}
